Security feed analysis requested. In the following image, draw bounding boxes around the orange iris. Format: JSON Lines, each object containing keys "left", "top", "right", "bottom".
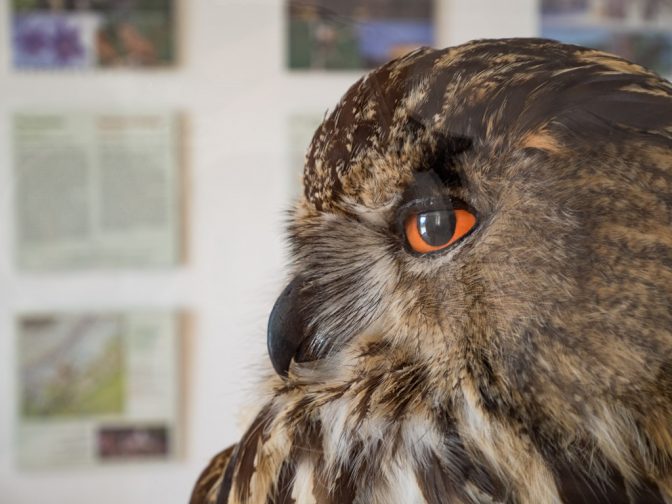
{"left": 404, "top": 208, "right": 477, "bottom": 254}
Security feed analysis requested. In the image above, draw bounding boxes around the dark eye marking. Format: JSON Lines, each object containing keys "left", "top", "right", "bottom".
{"left": 403, "top": 116, "right": 473, "bottom": 187}
{"left": 424, "top": 134, "right": 473, "bottom": 186}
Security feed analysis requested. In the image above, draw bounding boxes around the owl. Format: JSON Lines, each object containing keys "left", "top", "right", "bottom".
{"left": 191, "top": 38, "right": 672, "bottom": 503}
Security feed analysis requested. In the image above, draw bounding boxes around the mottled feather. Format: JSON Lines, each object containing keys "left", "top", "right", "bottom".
{"left": 193, "top": 38, "right": 672, "bottom": 503}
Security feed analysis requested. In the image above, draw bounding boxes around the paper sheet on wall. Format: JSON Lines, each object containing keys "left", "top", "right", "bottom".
{"left": 540, "top": 0, "right": 672, "bottom": 77}
{"left": 16, "top": 311, "right": 184, "bottom": 469}
{"left": 13, "top": 112, "right": 183, "bottom": 270}
{"left": 287, "top": 0, "right": 435, "bottom": 70}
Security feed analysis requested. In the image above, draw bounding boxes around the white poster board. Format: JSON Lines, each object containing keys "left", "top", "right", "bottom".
{"left": 13, "top": 112, "right": 183, "bottom": 270}
{"left": 16, "top": 311, "right": 184, "bottom": 469}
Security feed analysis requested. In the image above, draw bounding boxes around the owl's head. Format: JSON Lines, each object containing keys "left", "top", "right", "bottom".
{"left": 267, "top": 39, "right": 672, "bottom": 443}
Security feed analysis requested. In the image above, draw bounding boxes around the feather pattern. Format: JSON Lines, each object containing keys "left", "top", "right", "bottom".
{"left": 192, "top": 39, "right": 672, "bottom": 503}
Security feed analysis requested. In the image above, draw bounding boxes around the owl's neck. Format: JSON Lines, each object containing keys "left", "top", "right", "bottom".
{"left": 238, "top": 337, "right": 671, "bottom": 504}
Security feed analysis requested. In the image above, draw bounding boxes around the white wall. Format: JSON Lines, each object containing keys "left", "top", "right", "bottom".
{"left": 0, "top": 1, "right": 536, "bottom": 502}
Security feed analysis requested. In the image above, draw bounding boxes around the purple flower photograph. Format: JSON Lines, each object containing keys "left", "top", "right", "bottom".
{"left": 11, "top": 0, "right": 177, "bottom": 70}
{"left": 12, "top": 13, "right": 100, "bottom": 69}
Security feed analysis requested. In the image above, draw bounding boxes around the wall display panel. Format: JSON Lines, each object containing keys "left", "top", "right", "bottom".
{"left": 12, "top": 111, "right": 184, "bottom": 271}
{"left": 287, "top": 0, "right": 435, "bottom": 70}
{"left": 11, "top": 0, "right": 177, "bottom": 70}
{"left": 15, "top": 310, "right": 185, "bottom": 469}
{"left": 540, "top": 0, "right": 672, "bottom": 76}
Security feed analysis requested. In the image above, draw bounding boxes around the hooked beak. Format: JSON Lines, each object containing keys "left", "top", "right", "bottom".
{"left": 267, "top": 277, "right": 311, "bottom": 376}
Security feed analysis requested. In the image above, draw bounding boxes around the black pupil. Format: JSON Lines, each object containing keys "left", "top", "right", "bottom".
{"left": 417, "top": 210, "right": 456, "bottom": 246}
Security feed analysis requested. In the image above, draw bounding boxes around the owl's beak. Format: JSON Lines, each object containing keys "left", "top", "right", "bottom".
{"left": 267, "top": 277, "right": 310, "bottom": 376}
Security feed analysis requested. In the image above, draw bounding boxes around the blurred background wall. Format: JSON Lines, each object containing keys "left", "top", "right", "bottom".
{"left": 2, "top": 0, "right": 670, "bottom": 502}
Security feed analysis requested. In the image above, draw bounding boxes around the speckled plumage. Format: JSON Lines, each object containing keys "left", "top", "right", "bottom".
{"left": 191, "top": 38, "right": 672, "bottom": 503}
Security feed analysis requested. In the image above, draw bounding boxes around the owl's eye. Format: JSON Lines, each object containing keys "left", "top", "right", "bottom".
{"left": 404, "top": 208, "right": 477, "bottom": 254}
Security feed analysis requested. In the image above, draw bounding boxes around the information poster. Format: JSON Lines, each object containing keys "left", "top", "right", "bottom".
{"left": 287, "top": 0, "right": 434, "bottom": 70}
{"left": 541, "top": 0, "right": 672, "bottom": 77}
{"left": 11, "top": 0, "right": 176, "bottom": 69}
{"left": 13, "top": 112, "right": 183, "bottom": 271}
{"left": 16, "top": 311, "right": 184, "bottom": 469}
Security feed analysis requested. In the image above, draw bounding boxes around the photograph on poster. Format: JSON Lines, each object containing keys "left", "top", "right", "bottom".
{"left": 20, "top": 314, "right": 124, "bottom": 419}
{"left": 16, "top": 311, "right": 183, "bottom": 468}
{"left": 541, "top": 0, "right": 672, "bottom": 76}
{"left": 98, "top": 425, "right": 170, "bottom": 459}
{"left": 13, "top": 112, "right": 183, "bottom": 271}
{"left": 11, "top": 0, "right": 176, "bottom": 69}
{"left": 287, "top": 0, "right": 434, "bottom": 70}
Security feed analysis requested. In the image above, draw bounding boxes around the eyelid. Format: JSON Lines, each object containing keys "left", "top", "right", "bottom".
{"left": 396, "top": 195, "right": 473, "bottom": 227}
{"left": 397, "top": 196, "right": 455, "bottom": 218}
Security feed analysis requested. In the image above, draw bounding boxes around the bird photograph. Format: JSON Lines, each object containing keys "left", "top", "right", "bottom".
{"left": 3, "top": 2, "right": 672, "bottom": 504}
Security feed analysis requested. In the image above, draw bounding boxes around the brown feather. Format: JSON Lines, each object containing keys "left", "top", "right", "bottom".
{"left": 192, "top": 38, "right": 672, "bottom": 503}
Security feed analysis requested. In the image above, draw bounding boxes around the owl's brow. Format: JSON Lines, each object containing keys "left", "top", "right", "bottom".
{"left": 424, "top": 133, "right": 472, "bottom": 186}
{"left": 404, "top": 116, "right": 472, "bottom": 188}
